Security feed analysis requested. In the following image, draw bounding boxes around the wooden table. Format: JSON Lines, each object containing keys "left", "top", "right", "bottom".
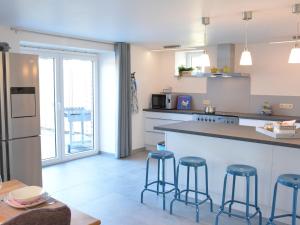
{"left": 0, "top": 180, "right": 101, "bottom": 225}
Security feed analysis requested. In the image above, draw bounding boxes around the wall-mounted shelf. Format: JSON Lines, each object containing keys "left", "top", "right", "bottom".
{"left": 175, "top": 72, "right": 250, "bottom": 78}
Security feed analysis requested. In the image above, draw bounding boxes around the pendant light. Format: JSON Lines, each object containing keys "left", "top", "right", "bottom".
{"left": 201, "top": 17, "right": 211, "bottom": 67}
{"left": 240, "top": 11, "right": 253, "bottom": 66}
{"left": 289, "top": 4, "right": 300, "bottom": 64}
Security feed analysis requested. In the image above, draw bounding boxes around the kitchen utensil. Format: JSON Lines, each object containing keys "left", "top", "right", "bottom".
{"left": 205, "top": 105, "right": 216, "bottom": 114}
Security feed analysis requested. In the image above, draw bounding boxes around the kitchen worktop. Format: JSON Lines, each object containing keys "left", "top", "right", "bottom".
{"left": 144, "top": 108, "right": 300, "bottom": 122}
{"left": 154, "top": 121, "right": 300, "bottom": 148}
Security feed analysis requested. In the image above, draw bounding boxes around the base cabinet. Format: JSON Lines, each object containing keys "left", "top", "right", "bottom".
{"left": 144, "top": 112, "right": 193, "bottom": 150}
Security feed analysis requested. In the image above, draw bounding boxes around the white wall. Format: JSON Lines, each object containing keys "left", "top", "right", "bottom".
{"left": 130, "top": 45, "right": 162, "bottom": 150}
{"left": 235, "top": 43, "right": 300, "bottom": 96}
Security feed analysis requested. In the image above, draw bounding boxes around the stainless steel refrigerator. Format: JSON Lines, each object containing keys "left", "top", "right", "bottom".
{"left": 0, "top": 48, "right": 42, "bottom": 186}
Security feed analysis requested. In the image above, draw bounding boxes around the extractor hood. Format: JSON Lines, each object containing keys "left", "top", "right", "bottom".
{"left": 193, "top": 44, "right": 250, "bottom": 78}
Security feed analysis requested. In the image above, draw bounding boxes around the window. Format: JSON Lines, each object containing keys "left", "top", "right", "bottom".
{"left": 186, "top": 51, "right": 205, "bottom": 72}
{"left": 174, "top": 50, "right": 206, "bottom": 75}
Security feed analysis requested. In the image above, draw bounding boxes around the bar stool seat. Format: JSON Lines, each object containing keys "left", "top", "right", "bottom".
{"left": 179, "top": 156, "right": 206, "bottom": 167}
{"left": 227, "top": 164, "right": 257, "bottom": 177}
{"left": 277, "top": 174, "right": 300, "bottom": 188}
{"left": 148, "top": 150, "right": 174, "bottom": 159}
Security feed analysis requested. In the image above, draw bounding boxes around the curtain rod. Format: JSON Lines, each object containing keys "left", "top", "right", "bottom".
{"left": 20, "top": 44, "right": 101, "bottom": 55}
{"left": 10, "top": 27, "right": 114, "bottom": 45}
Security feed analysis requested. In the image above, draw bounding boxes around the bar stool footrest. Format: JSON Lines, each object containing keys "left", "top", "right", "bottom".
{"left": 270, "top": 213, "right": 300, "bottom": 220}
{"left": 146, "top": 180, "right": 175, "bottom": 187}
{"left": 179, "top": 189, "right": 208, "bottom": 196}
{"left": 220, "top": 200, "right": 261, "bottom": 219}
{"left": 143, "top": 180, "right": 176, "bottom": 195}
{"left": 142, "top": 188, "right": 176, "bottom": 195}
{"left": 173, "top": 196, "right": 212, "bottom": 206}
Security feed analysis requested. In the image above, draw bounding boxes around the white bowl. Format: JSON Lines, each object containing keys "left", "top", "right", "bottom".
{"left": 9, "top": 186, "right": 44, "bottom": 204}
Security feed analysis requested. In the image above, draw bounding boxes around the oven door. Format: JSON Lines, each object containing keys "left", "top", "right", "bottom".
{"left": 151, "top": 94, "right": 166, "bottom": 109}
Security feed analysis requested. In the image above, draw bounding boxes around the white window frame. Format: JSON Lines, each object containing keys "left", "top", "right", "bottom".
{"left": 186, "top": 51, "right": 205, "bottom": 73}
{"left": 21, "top": 47, "right": 100, "bottom": 166}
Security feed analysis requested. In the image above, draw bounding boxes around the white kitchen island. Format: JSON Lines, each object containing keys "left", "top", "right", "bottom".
{"left": 155, "top": 121, "right": 300, "bottom": 221}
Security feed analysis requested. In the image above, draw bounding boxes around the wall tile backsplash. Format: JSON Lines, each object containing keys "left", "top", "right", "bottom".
{"left": 175, "top": 78, "right": 300, "bottom": 116}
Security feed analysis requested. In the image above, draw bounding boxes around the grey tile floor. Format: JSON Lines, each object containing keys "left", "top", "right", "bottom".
{"left": 42, "top": 151, "right": 284, "bottom": 225}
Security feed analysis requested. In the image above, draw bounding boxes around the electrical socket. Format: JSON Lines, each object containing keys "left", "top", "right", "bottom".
{"left": 203, "top": 99, "right": 210, "bottom": 105}
{"left": 279, "top": 103, "right": 294, "bottom": 109}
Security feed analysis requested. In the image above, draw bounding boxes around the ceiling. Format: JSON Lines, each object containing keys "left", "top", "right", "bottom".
{"left": 0, "top": 0, "right": 299, "bottom": 49}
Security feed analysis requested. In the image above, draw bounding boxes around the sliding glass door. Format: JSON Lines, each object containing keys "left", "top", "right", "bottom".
{"left": 36, "top": 52, "right": 98, "bottom": 165}
{"left": 39, "top": 57, "right": 57, "bottom": 161}
{"left": 62, "top": 58, "right": 95, "bottom": 156}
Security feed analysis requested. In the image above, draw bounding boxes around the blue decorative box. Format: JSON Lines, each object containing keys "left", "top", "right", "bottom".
{"left": 177, "top": 95, "right": 192, "bottom": 110}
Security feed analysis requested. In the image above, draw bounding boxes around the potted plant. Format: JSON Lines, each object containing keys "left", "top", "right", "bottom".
{"left": 178, "top": 66, "right": 193, "bottom": 77}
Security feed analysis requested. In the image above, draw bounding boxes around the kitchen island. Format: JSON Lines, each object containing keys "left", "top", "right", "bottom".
{"left": 155, "top": 121, "right": 300, "bottom": 220}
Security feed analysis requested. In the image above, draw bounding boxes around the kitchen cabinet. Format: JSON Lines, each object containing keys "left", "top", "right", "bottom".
{"left": 144, "top": 112, "right": 193, "bottom": 150}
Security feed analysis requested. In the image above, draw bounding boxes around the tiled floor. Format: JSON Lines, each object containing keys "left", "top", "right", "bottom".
{"left": 42, "top": 151, "right": 283, "bottom": 225}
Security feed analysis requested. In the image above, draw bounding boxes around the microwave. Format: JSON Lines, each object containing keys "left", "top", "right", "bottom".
{"left": 152, "top": 94, "right": 177, "bottom": 109}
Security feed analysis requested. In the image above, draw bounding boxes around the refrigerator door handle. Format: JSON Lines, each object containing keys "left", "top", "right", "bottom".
{"left": 0, "top": 141, "right": 9, "bottom": 181}
{"left": 0, "top": 53, "right": 6, "bottom": 141}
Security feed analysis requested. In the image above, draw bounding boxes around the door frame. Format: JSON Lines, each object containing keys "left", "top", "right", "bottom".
{"left": 21, "top": 48, "right": 100, "bottom": 166}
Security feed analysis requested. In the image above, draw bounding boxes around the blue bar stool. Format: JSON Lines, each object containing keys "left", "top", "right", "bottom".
{"left": 140, "top": 150, "right": 176, "bottom": 210}
{"left": 170, "top": 156, "right": 213, "bottom": 223}
{"left": 267, "top": 174, "right": 300, "bottom": 225}
{"left": 215, "top": 164, "right": 262, "bottom": 225}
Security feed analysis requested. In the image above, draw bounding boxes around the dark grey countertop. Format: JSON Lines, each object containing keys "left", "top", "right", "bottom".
{"left": 144, "top": 108, "right": 300, "bottom": 122}
{"left": 154, "top": 121, "right": 300, "bottom": 149}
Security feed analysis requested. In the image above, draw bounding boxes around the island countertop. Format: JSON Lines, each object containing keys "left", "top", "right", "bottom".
{"left": 154, "top": 121, "right": 300, "bottom": 149}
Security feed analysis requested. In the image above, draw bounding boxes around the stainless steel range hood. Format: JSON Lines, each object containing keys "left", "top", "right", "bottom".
{"left": 193, "top": 44, "right": 250, "bottom": 78}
